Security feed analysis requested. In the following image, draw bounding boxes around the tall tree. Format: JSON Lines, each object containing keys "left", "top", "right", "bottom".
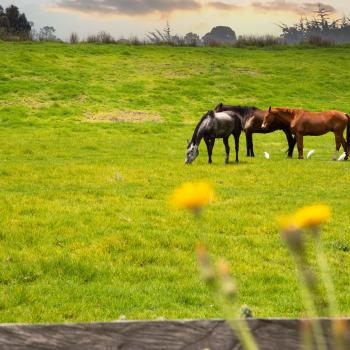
{"left": 3, "top": 5, "right": 31, "bottom": 37}
{"left": 0, "top": 5, "right": 9, "bottom": 35}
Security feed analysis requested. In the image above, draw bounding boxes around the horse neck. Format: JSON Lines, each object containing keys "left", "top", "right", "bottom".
{"left": 191, "top": 116, "right": 207, "bottom": 145}
{"left": 275, "top": 110, "right": 294, "bottom": 125}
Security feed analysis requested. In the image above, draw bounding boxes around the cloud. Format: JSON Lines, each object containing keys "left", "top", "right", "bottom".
{"left": 251, "top": 1, "right": 336, "bottom": 15}
{"left": 55, "top": 0, "right": 202, "bottom": 16}
{"left": 207, "top": 2, "right": 240, "bottom": 11}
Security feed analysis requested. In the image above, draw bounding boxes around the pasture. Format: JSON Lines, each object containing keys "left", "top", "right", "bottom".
{"left": 1, "top": 42, "right": 350, "bottom": 323}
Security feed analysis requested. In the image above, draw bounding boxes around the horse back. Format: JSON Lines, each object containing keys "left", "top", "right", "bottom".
{"left": 296, "top": 110, "right": 348, "bottom": 135}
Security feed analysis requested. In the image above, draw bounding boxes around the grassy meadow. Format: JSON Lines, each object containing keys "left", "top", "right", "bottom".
{"left": 1, "top": 42, "right": 350, "bottom": 323}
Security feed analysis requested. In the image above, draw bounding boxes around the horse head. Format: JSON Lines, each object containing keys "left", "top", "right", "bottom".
{"left": 262, "top": 107, "right": 296, "bottom": 129}
{"left": 185, "top": 142, "right": 199, "bottom": 164}
{"left": 262, "top": 106, "right": 275, "bottom": 129}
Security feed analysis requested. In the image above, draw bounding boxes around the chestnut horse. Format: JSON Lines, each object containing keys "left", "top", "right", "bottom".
{"left": 262, "top": 107, "right": 350, "bottom": 160}
{"left": 215, "top": 103, "right": 296, "bottom": 158}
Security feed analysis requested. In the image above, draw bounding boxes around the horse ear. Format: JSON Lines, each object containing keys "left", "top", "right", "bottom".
{"left": 269, "top": 106, "right": 272, "bottom": 113}
{"left": 208, "top": 110, "right": 215, "bottom": 117}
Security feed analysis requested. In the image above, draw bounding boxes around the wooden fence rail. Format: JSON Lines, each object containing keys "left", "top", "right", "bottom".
{"left": 0, "top": 319, "right": 349, "bottom": 350}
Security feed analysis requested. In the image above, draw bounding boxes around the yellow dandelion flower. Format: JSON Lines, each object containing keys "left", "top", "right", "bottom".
{"left": 294, "top": 204, "right": 331, "bottom": 229}
{"left": 279, "top": 204, "right": 331, "bottom": 231}
{"left": 170, "top": 181, "right": 214, "bottom": 212}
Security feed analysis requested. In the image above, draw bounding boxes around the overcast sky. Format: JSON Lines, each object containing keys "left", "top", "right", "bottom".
{"left": 1, "top": 1, "right": 350, "bottom": 40}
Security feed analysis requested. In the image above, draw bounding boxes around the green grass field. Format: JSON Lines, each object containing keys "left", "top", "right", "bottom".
{"left": 1, "top": 42, "right": 350, "bottom": 323}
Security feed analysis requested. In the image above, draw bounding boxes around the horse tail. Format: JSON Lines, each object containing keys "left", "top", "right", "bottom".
{"left": 346, "top": 114, "right": 350, "bottom": 154}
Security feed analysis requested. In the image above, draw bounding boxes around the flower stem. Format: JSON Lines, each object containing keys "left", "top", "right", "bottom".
{"left": 313, "top": 233, "right": 339, "bottom": 316}
{"left": 293, "top": 253, "right": 328, "bottom": 350}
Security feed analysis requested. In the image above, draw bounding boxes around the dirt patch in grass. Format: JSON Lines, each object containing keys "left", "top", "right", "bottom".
{"left": 86, "top": 110, "right": 162, "bottom": 123}
{"left": 235, "top": 67, "right": 259, "bottom": 76}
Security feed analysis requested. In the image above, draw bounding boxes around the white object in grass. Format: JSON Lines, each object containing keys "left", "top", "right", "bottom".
{"left": 307, "top": 150, "right": 315, "bottom": 159}
{"left": 264, "top": 152, "right": 270, "bottom": 159}
{"left": 338, "top": 152, "right": 347, "bottom": 161}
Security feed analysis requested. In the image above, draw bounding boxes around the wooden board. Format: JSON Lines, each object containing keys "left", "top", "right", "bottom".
{"left": 0, "top": 319, "right": 349, "bottom": 350}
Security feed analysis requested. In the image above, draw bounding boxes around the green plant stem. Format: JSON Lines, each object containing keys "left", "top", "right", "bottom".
{"left": 313, "top": 231, "right": 340, "bottom": 350}
{"left": 301, "top": 320, "right": 314, "bottom": 350}
{"left": 293, "top": 254, "right": 328, "bottom": 350}
{"left": 313, "top": 233, "right": 339, "bottom": 316}
{"left": 223, "top": 305, "right": 259, "bottom": 350}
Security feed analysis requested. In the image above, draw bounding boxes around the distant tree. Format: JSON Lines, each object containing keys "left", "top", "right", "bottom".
{"left": 0, "top": 5, "right": 32, "bottom": 39}
{"left": 6, "top": 5, "right": 31, "bottom": 35}
{"left": 202, "top": 26, "right": 237, "bottom": 45}
{"left": 280, "top": 4, "right": 350, "bottom": 44}
{"left": 0, "top": 5, "right": 9, "bottom": 35}
{"left": 184, "top": 32, "right": 201, "bottom": 46}
{"left": 164, "top": 21, "right": 171, "bottom": 43}
{"left": 70, "top": 32, "right": 79, "bottom": 44}
{"left": 39, "top": 26, "right": 56, "bottom": 41}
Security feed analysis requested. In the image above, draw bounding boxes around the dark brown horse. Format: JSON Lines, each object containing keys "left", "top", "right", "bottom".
{"left": 215, "top": 103, "right": 296, "bottom": 158}
{"left": 262, "top": 107, "right": 350, "bottom": 160}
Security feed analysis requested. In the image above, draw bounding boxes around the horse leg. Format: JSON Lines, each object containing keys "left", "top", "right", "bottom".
{"left": 296, "top": 133, "right": 304, "bottom": 159}
{"left": 284, "top": 129, "right": 296, "bottom": 158}
{"left": 205, "top": 138, "right": 212, "bottom": 164}
{"left": 223, "top": 137, "right": 230, "bottom": 164}
{"left": 246, "top": 131, "right": 254, "bottom": 157}
{"left": 234, "top": 131, "right": 241, "bottom": 163}
{"left": 210, "top": 138, "right": 216, "bottom": 162}
{"left": 333, "top": 133, "right": 342, "bottom": 161}
{"left": 340, "top": 134, "right": 348, "bottom": 160}
{"left": 245, "top": 133, "right": 250, "bottom": 157}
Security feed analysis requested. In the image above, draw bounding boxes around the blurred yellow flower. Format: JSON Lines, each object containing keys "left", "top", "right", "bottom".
{"left": 278, "top": 215, "right": 296, "bottom": 231}
{"left": 170, "top": 181, "right": 214, "bottom": 212}
{"left": 294, "top": 205, "right": 331, "bottom": 229}
{"left": 279, "top": 204, "right": 331, "bottom": 230}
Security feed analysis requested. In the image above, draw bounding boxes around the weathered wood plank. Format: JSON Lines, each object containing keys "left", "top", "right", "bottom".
{"left": 0, "top": 319, "right": 349, "bottom": 350}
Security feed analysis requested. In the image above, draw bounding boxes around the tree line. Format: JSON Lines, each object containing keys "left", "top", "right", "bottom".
{"left": 280, "top": 5, "right": 350, "bottom": 44}
{"left": 2, "top": 3, "right": 350, "bottom": 46}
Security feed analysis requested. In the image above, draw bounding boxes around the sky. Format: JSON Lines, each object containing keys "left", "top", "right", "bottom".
{"left": 1, "top": 0, "right": 350, "bottom": 40}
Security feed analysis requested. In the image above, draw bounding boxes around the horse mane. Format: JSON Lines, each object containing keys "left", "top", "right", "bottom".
{"left": 190, "top": 111, "right": 212, "bottom": 144}
{"left": 273, "top": 107, "right": 302, "bottom": 116}
{"left": 220, "top": 105, "right": 258, "bottom": 117}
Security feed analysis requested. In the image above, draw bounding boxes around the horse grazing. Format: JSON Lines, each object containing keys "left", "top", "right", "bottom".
{"left": 186, "top": 110, "right": 242, "bottom": 164}
{"left": 262, "top": 107, "right": 350, "bottom": 160}
{"left": 215, "top": 103, "right": 296, "bottom": 158}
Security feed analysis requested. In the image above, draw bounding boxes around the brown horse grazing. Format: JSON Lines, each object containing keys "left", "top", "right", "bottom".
{"left": 215, "top": 104, "right": 296, "bottom": 158}
{"left": 262, "top": 107, "right": 350, "bottom": 160}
